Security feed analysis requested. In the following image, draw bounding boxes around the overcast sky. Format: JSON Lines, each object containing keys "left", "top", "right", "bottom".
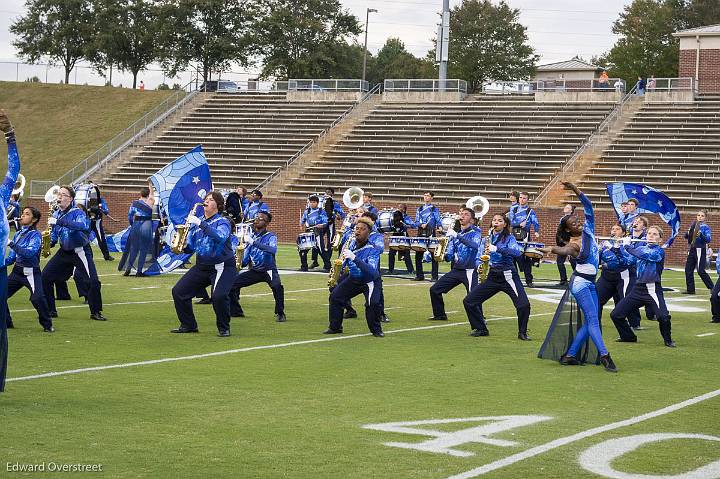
{"left": 0, "top": 0, "right": 632, "bottom": 88}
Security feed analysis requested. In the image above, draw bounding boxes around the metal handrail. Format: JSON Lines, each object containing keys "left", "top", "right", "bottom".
{"left": 30, "top": 78, "right": 201, "bottom": 196}
{"left": 534, "top": 84, "right": 639, "bottom": 206}
{"left": 288, "top": 79, "right": 370, "bottom": 92}
{"left": 254, "top": 83, "right": 382, "bottom": 191}
{"left": 383, "top": 79, "right": 467, "bottom": 93}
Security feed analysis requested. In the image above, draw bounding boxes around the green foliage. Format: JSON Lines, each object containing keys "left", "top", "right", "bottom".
{"left": 10, "top": 0, "right": 96, "bottom": 84}
{"left": 24, "top": 76, "right": 41, "bottom": 83}
{"left": 446, "top": 0, "right": 538, "bottom": 92}
{"left": 366, "top": 38, "right": 435, "bottom": 85}
{"left": 157, "top": 83, "right": 170, "bottom": 90}
{"left": 253, "top": 0, "right": 362, "bottom": 79}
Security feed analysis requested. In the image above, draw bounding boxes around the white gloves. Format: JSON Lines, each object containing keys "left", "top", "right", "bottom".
{"left": 48, "top": 217, "right": 57, "bottom": 225}
{"left": 446, "top": 229, "right": 458, "bottom": 238}
{"left": 245, "top": 235, "right": 254, "bottom": 246}
{"left": 488, "top": 244, "right": 498, "bottom": 253}
{"left": 343, "top": 250, "right": 356, "bottom": 261}
{"left": 621, "top": 236, "right": 632, "bottom": 246}
{"left": 187, "top": 215, "right": 201, "bottom": 226}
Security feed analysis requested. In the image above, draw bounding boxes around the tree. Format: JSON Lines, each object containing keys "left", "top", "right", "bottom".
{"left": 91, "top": 0, "right": 160, "bottom": 89}
{"left": 366, "top": 38, "right": 432, "bottom": 85}
{"left": 157, "top": 0, "right": 255, "bottom": 83}
{"left": 253, "top": 0, "right": 362, "bottom": 79}
{"left": 681, "top": 0, "right": 720, "bottom": 29}
{"left": 445, "top": 0, "right": 537, "bottom": 92}
{"left": 11, "top": 0, "right": 95, "bottom": 84}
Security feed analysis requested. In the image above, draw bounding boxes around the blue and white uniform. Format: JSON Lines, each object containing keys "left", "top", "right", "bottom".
{"left": 230, "top": 230, "right": 284, "bottom": 317}
{"left": 327, "top": 239, "right": 383, "bottom": 335}
{"left": 90, "top": 196, "right": 112, "bottom": 260}
{"left": 42, "top": 202, "right": 104, "bottom": 317}
{"left": 320, "top": 196, "right": 346, "bottom": 264}
{"left": 509, "top": 204, "right": 540, "bottom": 285}
{"left": 388, "top": 211, "right": 415, "bottom": 274}
{"left": 298, "top": 206, "right": 328, "bottom": 270}
{"left": 563, "top": 193, "right": 608, "bottom": 358}
{"left": 610, "top": 242, "right": 673, "bottom": 345}
{"left": 596, "top": 239, "right": 634, "bottom": 323}
{"left": 684, "top": 221, "right": 713, "bottom": 293}
{"left": 463, "top": 229, "right": 530, "bottom": 336}
{"left": 118, "top": 199, "right": 156, "bottom": 275}
{"left": 1, "top": 128, "right": 20, "bottom": 392}
{"left": 7, "top": 198, "right": 20, "bottom": 230}
{"left": 430, "top": 226, "right": 481, "bottom": 319}
{"left": 243, "top": 200, "right": 270, "bottom": 221}
{"left": 5, "top": 226, "right": 53, "bottom": 330}
{"left": 362, "top": 202, "right": 378, "bottom": 216}
{"left": 710, "top": 251, "right": 720, "bottom": 323}
{"left": 171, "top": 212, "right": 236, "bottom": 334}
{"left": 414, "top": 203, "right": 442, "bottom": 280}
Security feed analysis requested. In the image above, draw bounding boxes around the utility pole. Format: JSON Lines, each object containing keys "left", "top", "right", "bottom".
{"left": 437, "top": 0, "right": 450, "bottom": 87}
{"left": 362, "top": 8, "right": 378, "bottom": 84}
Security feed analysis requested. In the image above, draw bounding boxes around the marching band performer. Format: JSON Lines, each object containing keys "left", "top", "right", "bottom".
{"left": 610, "top": 225, "right": 675, "bottom": 347}
{"left": 683, "top": 210, "right": 713, "bottom": 294}
{"left": 299, "top": 195, "right": 328, "bottom": 271}
{"left": 323, "top": 216, "right": 384, "bottom": 337}
{"left": 540, "top": 182, "right": 617, "bottom": 372}
{"left": 320, "top": 187, "right": 345, "bottom": 262}
{"left": 428, "top": 207, "right": 481, "bottom": 321}
{"left": 1, "top": 110, "right": 20, "bottom": 393}
{"left": 87, "top": 179, "right": 113, "bottom": 261}
{"left": 387, "top": 203, "right": 415, "bottom": 275}
{"left": 413, "top": 191, "right": 442, "bottom": 282}
{"left": 362, "top": 192, "right": 378, "bottom": 216}
{"left": 171, "top": 192, "right": 236, "bottom": 336}
{"left": 225, "top": 186, "right": 247, "bottom": 223}
{"left": 229, "top": 211, "right": 286, "bottom": 323}
{"left": 507, "top": 190, "right": 519, "bottom": 215}
{"left": 620, "top": 199, "right": 639, "bottom": 234}
{"left": 332, "top": 213, "right": 360, "bottom": 319}
{"left": 42, "top": 185, "right": 106, "bottom": 321}
{"left": 4, "top": 206, "right": 54, "bottom": 332}
{"left": 710, "top": 249, "right": 720, "bottom": 324}
{"left": 508, "top": 191, "right": 540, "bottom": 287}
{"left": 118, "top": 187, "right": 156, "bottom": 276}
{"left": 243, "top": 189, "right": 269, "bottom": 221}
{"left": 556, "top": 203, "right": 576, "bottom": 286}
{"left": 463, "top": 213, "right": 531, "bottom": 339}
{"left": 362, "top": 211, "right": 389, "bottom": 323}
{"left": 596, "top": 224, "right": 634, "bottom": 325}
{"left": 8, "top": 193, "right": 20, "bottom": 231}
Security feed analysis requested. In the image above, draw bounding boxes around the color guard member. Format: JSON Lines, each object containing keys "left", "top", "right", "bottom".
{"left": 683, "top": 210, "right": 713, "bottom": 294}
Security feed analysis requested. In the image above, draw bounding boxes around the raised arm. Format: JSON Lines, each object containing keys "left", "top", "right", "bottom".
{"left": 0, "top": 110, "right": 20, "bottom": 207}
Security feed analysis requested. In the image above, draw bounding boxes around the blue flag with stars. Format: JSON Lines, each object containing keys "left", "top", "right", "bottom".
{"left": 606, "top": 182, "right": 681, "bottom": 247}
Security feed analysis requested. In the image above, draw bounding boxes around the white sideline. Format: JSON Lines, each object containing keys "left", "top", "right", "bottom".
{"left": 444, "top": 388, "right": 720, "bottom": 479}
{"left": 7, "top": 312, "right": 554, "bottom": 384}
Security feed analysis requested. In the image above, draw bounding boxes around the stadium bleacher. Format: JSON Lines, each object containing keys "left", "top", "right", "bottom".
{"left": 99, "top": 91, "right": 355, "bottom": 191}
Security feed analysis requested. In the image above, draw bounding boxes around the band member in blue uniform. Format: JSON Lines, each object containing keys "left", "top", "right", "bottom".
{"left": 387, "top": 203, "right": 415, "bottom": 274}
{"left": 171, "top": 192, "right": 236, "bottom": 336}
{"left": 362, "top": 192, "right": 378, "bottom": 216}
{"left": 243, "top": 189, "right": 269, "bottom": 221}
{"left": 225, "top": 186, "right": 247, "bottom": 223}
{"left": 620, "top": 199, "right": 639, "bottom": 234}
{"left": 86, "top": 180, "right": 113, "bottom": 261}
{"left": 230, "top": 211, "right": 286, "bottom": 322}
{"left": 610, "top": 225, "right": 675, "bottom": 347}
{"left": 710, "top": 249, "right": 720, "bottom": 323}
{"left": 361, "top": 211, "right": 391, "bottom": 323}
{"left": 624, "top": 215, "right": 648, "bottom": 329}
{"left": 299, "top": 195, "right": 328, "bottom": 271}
{"left": 5, "top": 206, "right": 53, "bottom": 332}
{"left": 507, "top": 190, "right": 519, "bottom": 215}
{"left": 42, "top": 185, "right": 105, "bottom": 321}
{"left": 508, "top": 191, "right": 540, "bottom": 287}
{"left": 324, "top": 217, "right": 384, "bottom": 337}
{"left": 320, "top": 187, "right": 345, "bottom": 263}
{"left": 596, "top": 224, "right": 634, "bottom": 326}
{"left": 413, "top": 191, "right": 442, "bottom": 281}
{"left": 8, "top": 194, "right": 20, "bottom": 231}
{"left": 683, "top": 210, "right": 713, "bottom": 294}
{"left": 556, "top": 203, "right": 575, "bottom": 286}
{"left": 429, "top": 208, "right": 481, "bottom": 321}
{"left": 0, "top": 110, "right": 20, "bottom": 392}
{"left": 540, "top": 182, "right": 617, "bottom": 372}
{"left": 119, "top": 187, "right": 156, "bottom": 276}
{"left": 464, "top": 213, "right": 531, "bottom": 339}
{"left": 333, "top": 214, "right": 360, "bottom": 319}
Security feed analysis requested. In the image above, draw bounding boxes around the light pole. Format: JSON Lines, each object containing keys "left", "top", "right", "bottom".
{"left": 362, "top": 8, "right": 378, "bottom": 84}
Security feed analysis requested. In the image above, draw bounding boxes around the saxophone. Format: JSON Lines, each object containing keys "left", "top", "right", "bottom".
{"left": 478, "top": 232, "right": 492, "bottom": 283}
{"left": 171, "top": 203, "right": 204, "bottom": 254}
{"left": 328, "top": 232, "right": 353, "bottom": 288}
{"left": 41, "top": 185, "right": 60, "bottom": 258}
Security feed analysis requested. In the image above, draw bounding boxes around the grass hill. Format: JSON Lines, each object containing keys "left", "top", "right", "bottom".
{"left": 0, "top": 81, "right": 175, "bottom": 183}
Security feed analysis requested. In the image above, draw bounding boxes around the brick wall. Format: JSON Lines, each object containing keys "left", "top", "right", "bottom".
{"left": 24, "top": 192, "right": 710, "bottom": 267}
{"left": 679, "top": 48, "right": 720, "bottom": 93}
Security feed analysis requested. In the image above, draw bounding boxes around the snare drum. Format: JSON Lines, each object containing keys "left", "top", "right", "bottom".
{"left": 523, "top": 242, "right": 545, "bottom": 259}
{"left": 410, "top": 237, "right": 428, "bottom": 252}
{"left": 377, "top": 209, "right": 395, "bottom": 233}
{"left": 426, "top": 237, "right": 441, "bottom": 252}
{"left": 389, "top": 236, "right": 410, "bottom": 251}
{"left": 297, "top": 232, "right": 316, "bottom": 251}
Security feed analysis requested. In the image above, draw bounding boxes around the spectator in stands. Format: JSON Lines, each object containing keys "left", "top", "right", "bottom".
{"left": 598, "top": 70, "right": 610, "bottom": 89}
{"left": 636, "top": 76, "right": 646, "bottom": 95}
{"left": 614, "top": 79, "right": 624, "bottom": 93}
{"left": 647, "top": 75, "right": 657, "bottom": 92}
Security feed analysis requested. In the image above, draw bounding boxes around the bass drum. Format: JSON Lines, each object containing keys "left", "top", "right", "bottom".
{"left": 74, "top": 184, "right": 101, "bottom": 217}
{"left": 377, "top": 209, "right": 396, "bottom": 233}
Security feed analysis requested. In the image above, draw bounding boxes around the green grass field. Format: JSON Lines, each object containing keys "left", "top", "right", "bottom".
{"left": 2, "top": 245, "right": 719, "bottom": 478}
{"left": 0, "top": 82, "right": 175, "bottom": 181}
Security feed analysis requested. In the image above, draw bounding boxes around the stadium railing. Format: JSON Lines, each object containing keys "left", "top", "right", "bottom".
{"left": 481, "top": 81, "right": 534, "bottom": 95}
{"left": 29, "top": 79, "right": 202, "bottom": 197}
{"left": 533, "top": 78, "right": 626, "bottom": 92}
{"left": 383, "top": 79, "right": 467, "bottom": 93}
{"left": 287, "top": 79, "right": 370, "bottom": 92}
{"left": 647, "top": 77, "right": 695, "bottom": 91}
{"left": 254, "top": 83, "right": 382, "bottom": 191}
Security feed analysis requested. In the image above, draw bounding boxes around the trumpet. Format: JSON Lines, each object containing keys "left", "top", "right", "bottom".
{"left": 41, "top": 185, "right": 60, "bottom": 258}
{"left": 171, "top": 203, "right": 204, "bottom": 254}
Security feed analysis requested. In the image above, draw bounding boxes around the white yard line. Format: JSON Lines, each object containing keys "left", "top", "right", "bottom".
{"left": 696, "top": 332, "right": 717, "bottom": 337}
{"left": 7, "top": 312, "right": 553, "bottom": 384}
{"left": 445, "top": 388, "right": 720, "bottom": 479}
